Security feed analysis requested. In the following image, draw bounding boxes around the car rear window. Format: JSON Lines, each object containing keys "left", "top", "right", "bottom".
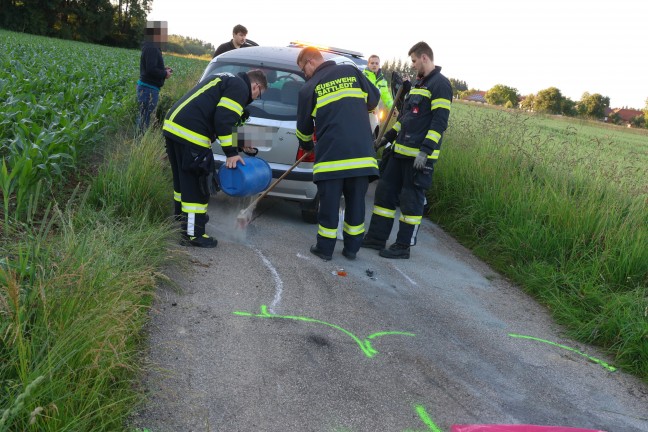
{"left": 202, "top": 62, "right": 305, "bottom": 121}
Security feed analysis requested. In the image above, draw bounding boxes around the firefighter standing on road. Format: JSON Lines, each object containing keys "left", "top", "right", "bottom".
{"left": 296, "top": 47, "right": 380, "bottom": 261}
{"left": 163, "top": 70, "right": 267, "bottom": 248}
{"left": 363, "top": 54, "right": 393, "bottom": 111}
{"left": 362, "top": 41, "right": 452, "bottom": 259}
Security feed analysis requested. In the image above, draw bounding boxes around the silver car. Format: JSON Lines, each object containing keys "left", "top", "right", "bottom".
{"left": 200, "top": 45, "right": 379, "bottom": 223}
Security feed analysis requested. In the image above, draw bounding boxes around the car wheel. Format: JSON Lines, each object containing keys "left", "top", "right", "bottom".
{"left": 300, "top": 194, "right": 319, "bottom": 224}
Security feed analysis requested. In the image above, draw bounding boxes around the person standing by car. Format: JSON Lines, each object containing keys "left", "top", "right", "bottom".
{"left": 296, "top": 47, "right": 380, "bottom": 261}
{"left": 363, "top": 54, "right": 393, "bottom": 111}
{"left": 362, "top": 41, "right": 452, "bottom": 259}
{"left": 137, "top": 21, "right": 172, "bottom": 133}
{"left": 213, "top": 24, "right": 253, "bottom": 58}
{"left": 162, "top": 70, "right": 267, "bottom": 248}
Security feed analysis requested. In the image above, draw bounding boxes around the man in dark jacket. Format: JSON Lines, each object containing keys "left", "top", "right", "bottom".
{"left": 163, "top": 70, "right": 267, "bottom": 248}
{"left": 212, "top": 24, "right": 254, "bottom": 58}
{"left": 137, "top": 21, "right": 172, "bottom": 133}
{"left": 296, "top": 47, "right": 380, "bottom": 261}
{"left": 362, "top": 41, "right": 452, "bottom": 259}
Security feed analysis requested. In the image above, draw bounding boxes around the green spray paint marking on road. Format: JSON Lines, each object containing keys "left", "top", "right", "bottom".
{"left": 413, "top": 404, "right": 444, "bottom": 432}
{"left": 509, "top": 333, "right": 617, "bottom": 372}
{"left": 233, "top": 305, "right": 415, "bottom": 358}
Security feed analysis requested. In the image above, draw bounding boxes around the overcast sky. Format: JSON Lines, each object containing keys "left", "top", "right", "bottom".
{"left": 148, "top": 0, "right": 647, "bottom": 109}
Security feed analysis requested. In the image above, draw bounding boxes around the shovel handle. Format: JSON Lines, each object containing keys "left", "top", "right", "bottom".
{"left": 375, "top": 84, "right": 405, "bottom": 144}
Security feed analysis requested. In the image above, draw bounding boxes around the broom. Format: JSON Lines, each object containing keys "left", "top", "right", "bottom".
{"left": 236, "top": 151, "right": 312, "bottom": 228}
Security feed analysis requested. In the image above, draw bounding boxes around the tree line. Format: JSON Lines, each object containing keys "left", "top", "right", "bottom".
{"left": 380, "top": 58, "right": 648, "bottom": 128}
{"left": 0, "top": 0, "right": 151, "bottom": 48}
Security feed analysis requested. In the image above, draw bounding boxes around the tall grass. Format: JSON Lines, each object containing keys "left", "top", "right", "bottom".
{"left": 431, "top": 102, "right": 648, "bottom": 378}
{"left": 0, "top": 132, "right": 177, "bottom": 431}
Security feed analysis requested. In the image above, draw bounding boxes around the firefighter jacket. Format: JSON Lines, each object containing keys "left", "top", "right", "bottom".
{"left": 384, "top": 66, "right": 452, "bottom": 162}
{"left": 139, "top": 41, "right": 167, "bottom": 89}
{"left": 163, "top": 72, "right": 251, "bottom": 156}
{"left": 363, "top": 68, "right": 393, "bottom": 110}
{"left": 296, "top": 61, "right": 380, "bottom": 182}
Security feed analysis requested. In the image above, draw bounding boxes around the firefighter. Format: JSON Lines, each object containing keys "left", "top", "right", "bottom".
{"left": 363, "top": 54, "right": 393, "bottom": 111}
{"left": 362, "top": 41, "right": 452, "bottom": 259}
{"left": 296, "top": 47, "right": 380, "bottom": 261}
{"left": 163, "top": 69, "right": 267, "bottom": 248}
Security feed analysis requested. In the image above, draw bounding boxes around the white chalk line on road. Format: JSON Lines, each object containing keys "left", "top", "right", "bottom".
{"left": 254, "top": 248, "right": 283, "bottom": 314}
{"left": 392, "top": 265, "right": 418, "bottom": 287}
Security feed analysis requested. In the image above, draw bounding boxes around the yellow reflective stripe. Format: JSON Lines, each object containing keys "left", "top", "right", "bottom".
{"left": 410, "top": 88, "right": 431, "bottom": 98}
{"left": 399, "top": 214, "right": 422, "bottom": 225}
{"left": 217, "top": 97, "right": 243, "bottom": 116}
{"left": 372, "top": 205, "right": 396, "bottom": 219}
{"left": 429, "top": 150, "right": 440, "bottom": 159}
{"left": 318, "top": 225, "right": 337, "bottom": 239}
{"left": 174, "top": 191, "right": 181, "bottom": 202}
{"left": 431, "top": 98, "right": 452, "bottom": 110}
{"left": 169, "top": 78, "right": 221, "bottom": 121}
{"left": 393, "top": 121, "right": 401, "bottom": 132}
{"left": 343, "top": 221, "right": 365, "bottom": 236}
{"left": 296, "top": 129, "right": 313, "bottom": 142}
{"left": 182, "top": 202, "right": 208, "bottom": 213}
{"left": 163, "top": 120, "right": 211, "bottom": 148}
{"left": 313, "top": 157, "right": 378, "bottom": 174}
{"left": 218, "top": 134, "right": 233, "bottom": 147}
{"left": 315, "top": 88, "right": 366, "bottom": 109}
{"left": 426, "top": 130, "right": 441, "bottom": 143}
{"left": 393, "top": 143, "right": 420, "bottom": 157}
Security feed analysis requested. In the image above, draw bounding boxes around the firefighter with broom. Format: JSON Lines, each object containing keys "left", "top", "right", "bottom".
{"left": 295, "top": 46, "right": 380, "bottom": 261}
{"left": 163, "top": 69, "right": 267, "bottom": 248}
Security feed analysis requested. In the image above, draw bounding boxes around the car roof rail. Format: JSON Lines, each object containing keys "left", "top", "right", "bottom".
{"left": 288, "top": 41, "right": 364, "bottom": 58}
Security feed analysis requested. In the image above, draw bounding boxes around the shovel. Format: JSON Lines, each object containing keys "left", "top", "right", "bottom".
{"left": 236, "top": 151, "right": 312, "bottom": 228}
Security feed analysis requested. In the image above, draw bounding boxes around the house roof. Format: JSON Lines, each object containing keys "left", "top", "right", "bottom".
{"left": 612, "top": 108, "right": 643, "bottom": 122}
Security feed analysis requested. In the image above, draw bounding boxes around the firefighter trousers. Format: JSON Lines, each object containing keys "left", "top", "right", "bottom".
{"left": 366, "top": 156, "right": 433, "bottom": 246}
{"left": 315, "top": 176, "right": 369, "bottom": 255}
{"left": 165, "top": 137, "right": 210, "bottom": 237}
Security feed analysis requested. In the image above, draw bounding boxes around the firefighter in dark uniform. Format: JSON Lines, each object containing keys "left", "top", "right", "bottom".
{"left": 163, "top": 69, "right": 267, "bottom": 248}
{"left": 296, "top": 47, "right": 380, "bottom": 261}
{"left": 362, "top": 41, "right": 452, "bottom": 259}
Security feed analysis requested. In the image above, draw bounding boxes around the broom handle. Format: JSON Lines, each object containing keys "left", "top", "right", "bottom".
{"left": 375, "top": 83, "right": 405, "bottom": 144}
{"left": 244, "top": 151, "right": 312, "bottom": 210}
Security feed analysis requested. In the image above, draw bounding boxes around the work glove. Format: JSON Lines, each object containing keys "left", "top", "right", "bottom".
{"left": 188, "top": 147, "right": 215, "bottom": 175}
{"left": 374, "top": 137, "right": 389, "bottom": 150}
{"left": 299, "top": 140, "right": 314, "bottom": 152}
{"left": 235, "top": 109, "right": 250, "bottom": 127}
{"left": 413, "top": 151, "right": 428, "bottom": 171}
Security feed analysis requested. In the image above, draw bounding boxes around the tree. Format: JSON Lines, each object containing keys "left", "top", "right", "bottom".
{"left": 450, "top": 78, "right": 468, "bottom": 96}
{"left": 630, "top": 115, "right": 645, "bottom": 128}
{"left": 485, "top": 84, "right": 519, "bottom": 107}
{"left": 561, "top": 97, "right": 577, "bottom": 117}
{"left": 520, "top": 94, "right": 535, "bottom": 111}
{"left": 534, "top": 87, "right": 563, "bottom": 114}
{"left": 578, "top": 92, "right": 610, "bottom": 119}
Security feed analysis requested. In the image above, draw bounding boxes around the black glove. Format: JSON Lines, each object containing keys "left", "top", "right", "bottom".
{"left": 300, "top": 141, "right": 314, "bottom": 152}
{"left": 374, "top": 137, "right": 389, "bottom": 150}
{"left": 235, "top": 109, "right": 250, "bottom": 127}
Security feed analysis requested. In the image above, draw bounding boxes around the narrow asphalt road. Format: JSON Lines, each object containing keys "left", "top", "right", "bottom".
{"left": 130, "top": 183, "right": 648, "bottom": 432}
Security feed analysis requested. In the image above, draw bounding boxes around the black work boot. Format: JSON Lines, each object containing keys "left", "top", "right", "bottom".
{"left": 379, "top": 242, "right": 410, "bottom": 259}
{"left": 310, "top": 245, "right": 332, "bottom": 261}
{"left": 341, "top": 248, "right": 356, "bottom": 260}
{"left": 361, "top": 236, "right": 385, "bottom": 250}
{"left": 184, "top": 233, "right": 218, "bottom": 248}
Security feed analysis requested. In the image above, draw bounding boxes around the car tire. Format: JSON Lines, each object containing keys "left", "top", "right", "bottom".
{"left": 300, "top": 194, "right": 319, "bottom": 224}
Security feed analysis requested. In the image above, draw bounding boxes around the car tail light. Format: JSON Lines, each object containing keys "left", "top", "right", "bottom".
{"left": 296, "top": 147, "right": 315, "bottom": 162}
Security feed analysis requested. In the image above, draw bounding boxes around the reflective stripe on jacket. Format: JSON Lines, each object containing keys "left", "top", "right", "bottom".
{"left": 296, "top": 61, "right": 380, "bottom": 182}
{"left": 163, "top": 72, "right": 250, "bottom": 156}
{"left": 388, "top": 66, "right": 452, "bottom": 161}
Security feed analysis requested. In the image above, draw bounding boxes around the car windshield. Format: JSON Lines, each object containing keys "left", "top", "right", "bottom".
{"left": 202, "top": 62, "right": 305, "bottom": 121}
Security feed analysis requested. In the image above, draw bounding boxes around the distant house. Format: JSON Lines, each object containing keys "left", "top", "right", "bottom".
{"left": 607, "top": 107, "right": 644, "bottom": 126}
{"left": 464, "top": 91, "right": 486, "bottom": 103}
{"left": 603, "top": 107, "right": 614, "bottom": 122}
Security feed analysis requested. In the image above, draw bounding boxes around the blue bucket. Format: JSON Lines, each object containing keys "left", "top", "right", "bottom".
{"left": 218, "top": 156, "right": 272, "bottom": 197}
